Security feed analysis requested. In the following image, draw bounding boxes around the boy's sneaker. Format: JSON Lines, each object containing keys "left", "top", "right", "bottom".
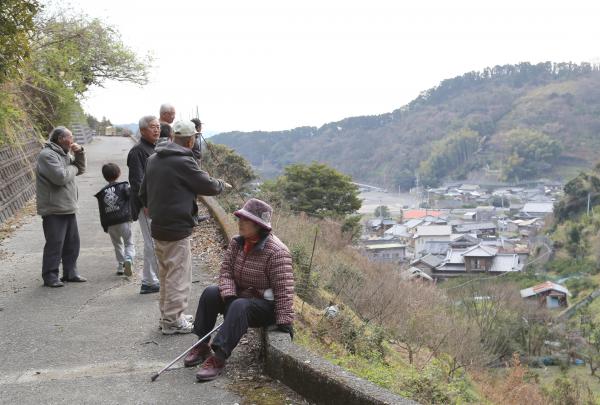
{"left": 162, "top": 318, "right": 193, "bottom": 335}
{"left": 140, "top": 284, "right": 160, "bottom": 294}
{"left": 123, "top": 260, "right": 133, "bottom": 277}
{"left": 116, "top": 263, "right": 124, "bottom": 275}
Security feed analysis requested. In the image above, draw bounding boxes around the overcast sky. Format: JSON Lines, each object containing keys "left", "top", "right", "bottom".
{"left": 73, "top": 0, "right": 600, "bottom": 133}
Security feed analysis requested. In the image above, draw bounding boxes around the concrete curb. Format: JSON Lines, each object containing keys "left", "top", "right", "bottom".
{"left": 198, "top": 196, "right": 237, "bottom": 241}
{"left": 263, "top": 331, "right": 418, "bottom": 405}
{"left": 199, "top": 197, "right": 419, "bottom": 405}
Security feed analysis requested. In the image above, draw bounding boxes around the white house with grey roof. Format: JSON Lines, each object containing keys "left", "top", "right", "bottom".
{"left": 432, "top": 243, "right": 525, "bottom": 279}
{"left": 362, "top": 242, "right": 407, "bottom": 263}
{"left": 521, "top": 202, "right": 554, "bottom": 218}
{"left": 413, "top": 225, "right": 452, "bottom": 255}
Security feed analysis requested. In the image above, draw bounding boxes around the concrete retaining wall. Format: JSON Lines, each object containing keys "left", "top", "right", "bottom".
{"left": 263, "top": 331, "right": 418, "bottom": 405}
{"left": 0, "top": 138, "right": 41, "bottom": 224}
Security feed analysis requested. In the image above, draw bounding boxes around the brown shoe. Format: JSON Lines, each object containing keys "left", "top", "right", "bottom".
{"left": 184, "top": 342, "right": 212, "bottom": 367}
{"left": 195, "top": 355, "right": 225, "bottom": 381}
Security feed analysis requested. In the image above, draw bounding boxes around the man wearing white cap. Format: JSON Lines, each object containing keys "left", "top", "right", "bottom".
{"left": 140, "top": 120, "right": 229, "bottom": 334}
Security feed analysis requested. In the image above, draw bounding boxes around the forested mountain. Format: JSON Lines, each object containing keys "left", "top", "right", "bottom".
{"left": 212, "top": 62, "right": 600, "bottom": 189}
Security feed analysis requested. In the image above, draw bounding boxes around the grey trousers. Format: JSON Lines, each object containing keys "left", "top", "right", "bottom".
{"left": 42, "top": 214, "right": 80, "bottom": 283}
{"left": 107, "top": 222, "right": 135, "bottom": 265}
{"left": 138, "top": 211, "right": 159, "bottom": 286}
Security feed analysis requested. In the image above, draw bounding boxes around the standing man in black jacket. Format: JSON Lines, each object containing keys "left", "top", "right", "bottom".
{"left": 127, "top": 115, "right": 161, "bottom": 294}
{"left": 140, "top": 121, "right": 229, "bottom": 334}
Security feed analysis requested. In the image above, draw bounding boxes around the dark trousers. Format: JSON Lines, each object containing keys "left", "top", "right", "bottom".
{"left": 42, "top": 214, "right": 80, "bottom": 283}
{"left": 193, "top": 285, "right": 275, "bottom": 359}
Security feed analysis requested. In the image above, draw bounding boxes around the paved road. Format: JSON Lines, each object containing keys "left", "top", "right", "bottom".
{"left": 0, "top": 137, "right": 244, "bottom": 404}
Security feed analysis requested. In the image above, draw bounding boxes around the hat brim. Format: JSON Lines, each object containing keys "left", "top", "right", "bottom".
{"left": 234, "top": 209, "right": 272, "bottom": 231}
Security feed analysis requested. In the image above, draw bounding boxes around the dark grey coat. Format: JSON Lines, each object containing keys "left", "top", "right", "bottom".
{"left": 139, "top": 142, "right": 224, "bottom": 241}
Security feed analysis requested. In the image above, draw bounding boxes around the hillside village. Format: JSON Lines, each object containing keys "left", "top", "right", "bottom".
{"left": 359, "top": 181, "right": 569, "bottom": 308}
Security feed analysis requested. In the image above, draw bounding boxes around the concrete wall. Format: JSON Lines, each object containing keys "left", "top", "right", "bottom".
{"left": 0, "top": 138, "right": 41, "bottom": 224}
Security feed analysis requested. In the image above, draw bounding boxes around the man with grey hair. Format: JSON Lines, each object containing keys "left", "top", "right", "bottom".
{"left": 36, "top": 126, "right": 87, "bottom": 287}
{"left": 127, "top": 115, "right": 161, "bottom": 294}
{"left": 140, "top": 120, "right": 229, "bottom": 334}
{"left": 159, "top": 103, "right": 175, "bottom": 139}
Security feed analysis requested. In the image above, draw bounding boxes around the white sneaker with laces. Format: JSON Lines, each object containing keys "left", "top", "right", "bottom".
{"left": 158, "top": 314, "right": 193, "bottom": 330}
{"left": 162, "top": 318, "right": 193, "bottom": 335}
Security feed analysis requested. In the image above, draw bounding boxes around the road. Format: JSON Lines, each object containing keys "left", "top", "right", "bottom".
{"left": 0, "top": 137, "right": 302, "bottom": 404}
{"left": 358, "top": 190, "right": 419, "bottom": 215}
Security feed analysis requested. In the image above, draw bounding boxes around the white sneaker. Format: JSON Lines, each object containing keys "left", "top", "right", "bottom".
{"left": 123, "top": 260, "right": 133, "bottom": 277}
{"left": 116, "top": 263, "right": 124, "bottom": 275}
{"left": 162, "top": 318, "right": 193, "bottom": 335}
{"left": 158, "top": 315, "right": 193, "bottom": 330}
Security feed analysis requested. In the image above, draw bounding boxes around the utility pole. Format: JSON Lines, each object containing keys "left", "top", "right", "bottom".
{"left": 587, "top": 191, "right": 591, "bottom": 216}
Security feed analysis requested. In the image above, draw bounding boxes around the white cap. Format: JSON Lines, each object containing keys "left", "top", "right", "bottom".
{"left": 171, "top": 121, "right": 196, "bottom": 137}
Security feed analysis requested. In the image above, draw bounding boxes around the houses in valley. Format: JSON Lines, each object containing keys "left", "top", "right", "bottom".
{"left": 358, "top": 179, "right": 561, "bottom": 282}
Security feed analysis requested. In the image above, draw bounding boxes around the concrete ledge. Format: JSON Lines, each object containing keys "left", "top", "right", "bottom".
{"left": 198, "top": 195, "right": 237, "bottom": 241}
{"left": 263, "top": 331, "right": 418, "bottom": 405}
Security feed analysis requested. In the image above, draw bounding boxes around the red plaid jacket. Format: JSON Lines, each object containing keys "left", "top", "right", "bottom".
{"left": 219, "top": 234, "right": 295, "bottom": 325}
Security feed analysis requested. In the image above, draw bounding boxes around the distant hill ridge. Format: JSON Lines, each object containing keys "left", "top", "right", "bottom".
{"left": 211, "top": 62, "right": 600, "bottom": 189}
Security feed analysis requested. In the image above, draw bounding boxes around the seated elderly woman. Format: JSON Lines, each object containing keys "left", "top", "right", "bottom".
{"left": 185, "top": 198, "right": 295, "bottom": 381}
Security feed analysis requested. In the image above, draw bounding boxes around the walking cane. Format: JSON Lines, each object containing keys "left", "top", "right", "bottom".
{"left": 151, "top": 322, "right": 223, "bottom": 382}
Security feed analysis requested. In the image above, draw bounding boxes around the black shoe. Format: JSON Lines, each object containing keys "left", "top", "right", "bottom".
{"left": 140, "top": 284, "right": 160, "bottom": 294}
{"left": 60, "top": 275, "right": 87, "bottom": 282}
{"left": 44, "top": 280, "right": 64, "bottom": 288}
{"left": 193, "top": 215, "right": 210, "bottom": 226}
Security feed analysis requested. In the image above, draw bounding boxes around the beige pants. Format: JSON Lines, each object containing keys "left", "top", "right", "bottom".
{"left": 153, "top": 237, "right": 192, "bottom": 326}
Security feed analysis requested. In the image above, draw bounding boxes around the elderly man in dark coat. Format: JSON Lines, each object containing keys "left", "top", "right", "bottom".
{"left": 35, "top": 126, "right": 87, "bottom": 287}
{"left": 127, "top": 115, "right": 161, "bottom": 294}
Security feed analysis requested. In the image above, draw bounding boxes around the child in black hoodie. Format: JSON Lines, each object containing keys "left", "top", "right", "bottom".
{"left": 94, "top": 163, "right": 135, "bottom": 276}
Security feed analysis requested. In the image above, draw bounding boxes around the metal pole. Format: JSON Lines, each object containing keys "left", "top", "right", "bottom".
{"left": 588, "top": 192, "right": 591, "bottom": 216}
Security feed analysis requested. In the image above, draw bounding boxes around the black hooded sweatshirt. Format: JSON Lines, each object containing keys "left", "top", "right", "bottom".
{"left": 139, "top": 142, "right": 224, "bottom": 241}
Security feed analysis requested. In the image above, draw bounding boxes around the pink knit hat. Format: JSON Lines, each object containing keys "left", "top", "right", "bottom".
{"left": 234, "top": 198, "right": 273, "bottom": 230}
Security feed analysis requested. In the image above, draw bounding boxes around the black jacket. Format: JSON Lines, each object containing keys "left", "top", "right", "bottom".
{"left": 127, "top": 138, "right": 155, "bottom": 220}
{"left": 192, "top": 134, "right": 202, "bottom": 163}
{"left": 139, "top": 142, "right": 224, "bottom": 241}
{"left": 94, "top": 181, "right": 131, "bottom": 232}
